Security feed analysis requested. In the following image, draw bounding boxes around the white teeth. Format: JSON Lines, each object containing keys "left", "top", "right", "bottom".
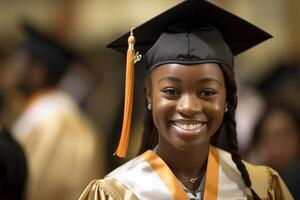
{"left": 174, "top": 122, "right": 203, "bottom": 130}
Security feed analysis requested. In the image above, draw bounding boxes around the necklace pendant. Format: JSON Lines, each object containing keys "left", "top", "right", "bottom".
{"left": 190, "top": 177, "right": 198, "bottom": 183}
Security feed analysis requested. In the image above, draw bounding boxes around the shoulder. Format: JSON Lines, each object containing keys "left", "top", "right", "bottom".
{"left": 245, "top": 162, "right": 294, "bottom": 199}
{"left": 215, "top": 147, "right": 293, "bottom": 199}
{"left": 79, "top": 156, "right": 146, "bottom": 200}
{"left": 27, "top": 90, "right": 80, "bottom": 121}
{"left": 79, "top": 177, "right": 138, "bottom": 200}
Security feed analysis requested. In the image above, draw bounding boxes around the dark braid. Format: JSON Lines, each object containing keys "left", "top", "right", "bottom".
{"left": 138, "top": 74, "right": 158, "bottom": 154}
{"left": 222, "top": 66, "right": 260, "bottom": 200}
{"left": 138, "top": 109, "right": 158, "bottom": 154}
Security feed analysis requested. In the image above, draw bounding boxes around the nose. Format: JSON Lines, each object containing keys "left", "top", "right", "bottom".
{"left": 176, "top": 94, "right": 202, "bottom": 117}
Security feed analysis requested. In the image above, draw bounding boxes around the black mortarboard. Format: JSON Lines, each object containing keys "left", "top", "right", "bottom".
{"left": 20, "top": 22, "right": 75, "bottom": 80}
{"left": 107, "top": 0, "right": 272, "bottom": 158}
{"left": 108, "top": 0, "right": 272, "bottom": 70}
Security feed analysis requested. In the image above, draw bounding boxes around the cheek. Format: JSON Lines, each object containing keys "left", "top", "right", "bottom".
{"left": 206, "top": 98, "right": 226, "bottom": 131}
{"left": 151, "top": 92, "right": 175, "bottom": 130}
{"left": 214, "top": 101, "right": 225, "bottom": 118}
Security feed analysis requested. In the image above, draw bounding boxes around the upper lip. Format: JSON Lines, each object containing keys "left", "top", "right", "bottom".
{"left": 171, "top": 119, "right": 208, "bottom": 123}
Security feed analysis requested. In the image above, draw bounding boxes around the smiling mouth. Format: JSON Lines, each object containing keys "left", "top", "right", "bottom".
{"left": 171, "top": 121, "right": 207, "bottom": 133}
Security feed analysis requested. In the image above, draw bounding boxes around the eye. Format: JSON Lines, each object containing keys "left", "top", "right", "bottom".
{"left": 199, "top": 89, "right": 217, "bottom": 97}
{"left": 162, "top": 87, "right": 180, "bottom": 96}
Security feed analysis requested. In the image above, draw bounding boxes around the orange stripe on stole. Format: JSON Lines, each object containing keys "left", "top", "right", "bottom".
{"left": 203, "top": 145, "right": 220, "bottom": 200}
{"left": 140, "top": 151, "right": 189, "bottom": 200}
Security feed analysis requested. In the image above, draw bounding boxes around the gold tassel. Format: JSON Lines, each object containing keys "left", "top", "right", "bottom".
{"left": 114, "top": 28, "right": 141, "bottom": 158}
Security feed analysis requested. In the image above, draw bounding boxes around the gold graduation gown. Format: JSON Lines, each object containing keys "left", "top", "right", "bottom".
{"left": 12, "top": 89, "right": 105, "bottom": 200}
{"left": 79, "top": 146, "right": 293, "bottom": 200}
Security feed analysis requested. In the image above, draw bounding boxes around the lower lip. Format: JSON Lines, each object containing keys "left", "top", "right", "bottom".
{"left": 171, "top": 122, "right": 207, "bottom": 137}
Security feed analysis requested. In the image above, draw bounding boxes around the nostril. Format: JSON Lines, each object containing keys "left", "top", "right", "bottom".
{"left": 177, "top": 104, "right": 202, "bottom": 116}
{"left": 176, "top": 95, "right": 203, "bottom": 116}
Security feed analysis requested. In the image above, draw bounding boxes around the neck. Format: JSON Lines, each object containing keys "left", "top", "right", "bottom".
{"left": 156, "top": 140, "right": 210, "bottom": 190}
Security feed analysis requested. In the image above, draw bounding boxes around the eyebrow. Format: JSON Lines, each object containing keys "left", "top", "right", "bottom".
{"left": 197, "top": 77, "right": 223, "bottom": 85}
{"left": 158, "top": 76, "right": 182, "bottom": 84}
{"left": 158, "top": 76, "right": 223, "bottom": 85}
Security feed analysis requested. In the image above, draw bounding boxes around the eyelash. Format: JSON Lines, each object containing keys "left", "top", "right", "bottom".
{"left": 162, "top": 88, "right": 217, "bottom": 97}
{"left": 198, "top": 89, "right": 217, "bottom": 97}
{"left": 162, "top": 87, "right": 179, "bottom": 96}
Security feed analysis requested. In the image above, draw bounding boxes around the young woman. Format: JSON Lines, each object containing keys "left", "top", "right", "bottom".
{"left": 80, "top": 0, "right": 293, "bottom": 199}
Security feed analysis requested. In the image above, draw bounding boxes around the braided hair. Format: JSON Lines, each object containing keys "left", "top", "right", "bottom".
{"left": 221, "top": 66, "right": 260, "bottom": 200}
{"left": 138, "top": 65, "right": 260, "bottom": 199}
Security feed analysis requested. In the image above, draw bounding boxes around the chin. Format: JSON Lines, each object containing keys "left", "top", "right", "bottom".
{"left": 169, "top": 128, "right": 211, "bottom": 150}
{"left": 171, "top": 137, "right": 210, "bottom": 152}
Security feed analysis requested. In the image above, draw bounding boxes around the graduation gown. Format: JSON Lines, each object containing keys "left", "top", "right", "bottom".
{"left": 12, "top": 89, "right": 105, "bottom": 200}
{"left": 79, "top": 146, "right": 293, "bottom": 200}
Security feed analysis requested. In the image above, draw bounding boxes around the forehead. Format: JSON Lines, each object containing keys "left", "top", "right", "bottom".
{"left": 150, "top": 63, "right": 225, "bottom": 83}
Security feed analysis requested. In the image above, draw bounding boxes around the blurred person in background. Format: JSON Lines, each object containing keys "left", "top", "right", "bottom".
{"left": 257, "top": 59, "right": 300, "bottom": 109}
{"left": 247, "top": 103, "right": 300, "bottom": 173}
{"left": 245, "top": 56, "right": 300, "bottom": 199}
{"left": 9, "top": 23, "right": 105, "bottom": 200}
{"left": 0, "top": 52, "right": 27, "bottom": 200}
{"left": 0, "top": 126, "right": 27, "bottom": 200}
{"left": 246, "top": 102, "right": 300, "bottom": 199}
{"left": 60, "top": 61, "right": 94, "bottom": 108}
{"left": 249, "top": 57, "right": 300, "bottom": 168}
{"left": 0, "top": 51, "right": 25, "bottom": 128}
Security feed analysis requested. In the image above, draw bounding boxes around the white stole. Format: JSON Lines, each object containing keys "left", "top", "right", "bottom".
{"left": 108, "top": 146, "right": 248, "bottom": 200}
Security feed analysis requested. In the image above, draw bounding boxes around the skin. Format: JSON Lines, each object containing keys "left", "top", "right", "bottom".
{"left": 146, "top": 63, "right": 226, "bottom": 191}
{"left": 11, "top": 50, "right": 49, "bottom": 97}
{"left": 257, "top": 109, "right": 300, "bottom": 172}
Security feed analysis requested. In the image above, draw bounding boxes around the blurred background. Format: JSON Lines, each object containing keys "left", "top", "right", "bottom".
{"left": 0, "top": 0, "right": 299, "bottom": 199}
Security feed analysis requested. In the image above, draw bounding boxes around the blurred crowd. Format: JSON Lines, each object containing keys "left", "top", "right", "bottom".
{"left": 239, "top": 59, "right": 300, "bottom": 198}
{"left": 0, "top": 0, "right": 299, "bottom": 200}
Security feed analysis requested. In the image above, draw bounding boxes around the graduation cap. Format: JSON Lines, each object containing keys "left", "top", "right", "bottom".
{"left": 20, "top": 22, "right": 75, "bottom": 83}
{"left": 107, "top": 0, "right": 272, "bottom": 158}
